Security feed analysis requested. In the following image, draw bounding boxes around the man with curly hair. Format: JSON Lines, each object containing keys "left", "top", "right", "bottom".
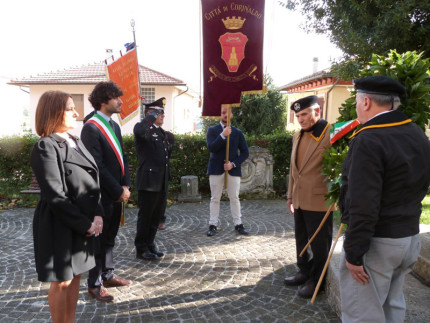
{"left": 81, "top": 81, "right": 131, "bottom": 302}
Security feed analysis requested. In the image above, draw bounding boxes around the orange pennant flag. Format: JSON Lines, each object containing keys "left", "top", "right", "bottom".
{"left": 106, "top": 48, "right": 140, "bottom": 125}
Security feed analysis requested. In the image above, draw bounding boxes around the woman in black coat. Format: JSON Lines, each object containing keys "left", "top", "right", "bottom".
{"left": 31, "top": 91, "right": 104, "bottom": 322}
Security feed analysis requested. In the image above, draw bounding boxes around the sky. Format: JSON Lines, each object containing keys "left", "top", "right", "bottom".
{"left": 0, "top": 0, "right": 342, "bottom": 136}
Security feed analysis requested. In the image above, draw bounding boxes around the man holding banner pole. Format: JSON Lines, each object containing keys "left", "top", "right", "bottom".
{"left": 206, "top": 106, "right": 249, "bottom": 237}
{"left": 201, "top": 0, "right": 265, "bottom": 235}
{"left": 284, "top": 95, "right": 333, "bottom": 299}
{"left": 81, "top": 81, "right": 131, "bottom": 302}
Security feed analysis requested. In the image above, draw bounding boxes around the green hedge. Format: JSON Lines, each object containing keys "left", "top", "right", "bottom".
{"left": 0, "top": 131, "right": 294, "bottom": 208}
{"left": 0, "top": 134, "right": 39, "bottom": 208}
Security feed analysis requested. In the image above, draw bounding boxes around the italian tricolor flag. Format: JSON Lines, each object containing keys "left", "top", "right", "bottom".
{"left": 330, "top": 119, "right": 360, "bottom": 145}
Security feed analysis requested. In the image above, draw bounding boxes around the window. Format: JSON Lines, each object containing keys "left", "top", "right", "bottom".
{"left": 140, "top": 88, "right": 155, "bottom": 119}
{"left": 289, "top": 110, "right": 295, "bottom": 124}
{"left": 317, "top": 96, "right": 325, "bottom": 119}
{"left": 70, "top": 94, "right": 84, "bottom": 121}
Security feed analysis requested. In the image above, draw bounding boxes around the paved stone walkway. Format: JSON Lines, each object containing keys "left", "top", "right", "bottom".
{"left": 0, "top": 200, "right": 427, "bottom": 322}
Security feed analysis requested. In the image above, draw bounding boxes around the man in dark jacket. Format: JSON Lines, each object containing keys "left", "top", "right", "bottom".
{"left": 158, "top": 130, "right": 174, "bottom": 230}
{"left": 339, "top": 76, "right": 430, "bottom": 322}
{"left": 134, "top": 98, "right": 170, "bottom": 260}
{"left": 206, "top": 106, "right": 249, "bottom": 237}
{"left": 81, "top": 81, "right": 131, "bottom": 302}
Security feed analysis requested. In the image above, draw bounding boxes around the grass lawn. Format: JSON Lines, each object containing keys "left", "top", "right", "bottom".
{"left": 421, "top": 195, "right": 430, "bottom": 225}
{"left": 333, "top": 194, "right": 430, "bottom": 226}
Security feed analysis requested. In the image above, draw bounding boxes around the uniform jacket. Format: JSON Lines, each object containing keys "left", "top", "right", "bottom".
{"left": 206, "top": 124, "right": 249, "bottom": 177}
{"left": 81, "top": 114, "right": 131, "bottom": 204}
{"left": 31, "top": 133, "right": 103, "bottom": 282}
{"left": 340, "top": 110, "right": 430, "bottom": 265}
{"left": 134, "top": 118, "right": 170, "bottom": 192}
{"left": 288, "top": 119, "right": 331, "bottom": 212}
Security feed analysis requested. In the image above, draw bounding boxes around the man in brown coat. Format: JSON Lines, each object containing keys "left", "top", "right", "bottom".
{"left": 284, "top": 95, "right": 333, "bottom": 298}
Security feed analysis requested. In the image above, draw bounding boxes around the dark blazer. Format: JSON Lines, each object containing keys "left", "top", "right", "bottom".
{"left": 340, "top": 110, "right": 430, "bottom": 265}
{"left": 134, "top": 118, "right": 170, "bottom": 192}
{"left": 206, "top": 124, "right": 249, "bottom": 177}
{"left": 81, "top": 115, "right": 131, "bottom": 204}
{"left": 31, "top": 133, "right": 103, "bottom": 282}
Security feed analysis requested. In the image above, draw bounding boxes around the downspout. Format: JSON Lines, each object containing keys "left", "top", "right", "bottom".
{"left": 173, "top": 86, "right": 189, "bottom": 132}
{"left": 325, "top": 78, "right": 339, "bottom": 120}
{"left": 19, "top": 86, "right": 30, "bottom": 94}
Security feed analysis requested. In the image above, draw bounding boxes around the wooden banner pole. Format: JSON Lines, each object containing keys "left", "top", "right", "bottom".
{"left": 311, "top": 223, "right": 344, "bottom": 304}
{"left": 224, "top": 106, "right": 231, "bottom": 188}
{"left": 299, "top": 203, "right": 335, "bottom": 257}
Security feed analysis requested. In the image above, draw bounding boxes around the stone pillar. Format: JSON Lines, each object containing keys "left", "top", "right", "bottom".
{"left": 239, "top": 147, "right": 275, "bottom": 199}
{"left": 177, "top": 175, "right": 202, "bottom": 202}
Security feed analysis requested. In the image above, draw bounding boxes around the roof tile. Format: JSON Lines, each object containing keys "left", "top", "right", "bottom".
{"left": 9, "top": 62, "right": 185, "bottom": 86}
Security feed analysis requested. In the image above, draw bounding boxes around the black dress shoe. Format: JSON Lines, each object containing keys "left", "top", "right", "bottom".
{"left": 235, "top": 224, "right": 249, "bottom": 235}
{"left": 207, "top": 225, "right": 217, "bottom": 236}
{"left": 136, "top": 250, "right": 159, "bottom": 260}
{"left": 298, "top": 280, "right": 316, "bottom": 299}
{"left": 284, "top": 272, "right": 308, "bottom": 286}
{"left": 149, "top": 247, "right": 165, "bottom": 258}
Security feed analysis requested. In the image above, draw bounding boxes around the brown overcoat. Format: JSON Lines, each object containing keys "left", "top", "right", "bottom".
{"left": 287, "top": 120, "right": 332, "bottom": 212}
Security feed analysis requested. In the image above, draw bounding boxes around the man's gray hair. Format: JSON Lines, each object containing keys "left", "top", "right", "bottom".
{"left": 358, "top": 92, "right": 401, "bottom": 110}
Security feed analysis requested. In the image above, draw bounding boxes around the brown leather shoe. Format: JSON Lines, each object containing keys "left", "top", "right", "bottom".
{"left": 298, "top": 281, "right": 316, "bottom": 299}
{"left": 88, "top": 286, "right": 114, "bottom": 302}
{"left": 284, "top": 272, "right": 308, "bottom": 286}
{"left": 103, "top": 275, "right": 131, "bottom": 288}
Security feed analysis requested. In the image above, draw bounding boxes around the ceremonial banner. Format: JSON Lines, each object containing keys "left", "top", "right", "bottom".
{"left": 106, "top": 48, "right": 140, "bottom": 125}
{"left": 201, "top": 0, "right": 265, "bottom": 117}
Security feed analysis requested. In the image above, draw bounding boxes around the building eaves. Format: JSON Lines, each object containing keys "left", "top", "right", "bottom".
{"left": 8, "top": 62, "right": 186, "bottom": 86}
{"left": 279, "top": 69, "right": 333, "bottom": 90}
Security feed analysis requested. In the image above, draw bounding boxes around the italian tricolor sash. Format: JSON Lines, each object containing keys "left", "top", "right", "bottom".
{"left": 87, "top": 114, "right": 125, "bottom": 176}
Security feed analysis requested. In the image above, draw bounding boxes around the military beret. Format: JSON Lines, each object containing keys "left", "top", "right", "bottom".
{"left": 354, "top": 76, "right": 406, "bottom": 97}
{"left": 145, "top": 97, "right": 166, "bottom": 109}
{"left": 290, "top": 95, "right": 319, "bottom": 113}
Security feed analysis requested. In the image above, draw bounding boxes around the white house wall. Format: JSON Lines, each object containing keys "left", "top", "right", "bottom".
{"left": 29, "top": 84, "right": 95, "bottom": 137}
{"left": 172, "top": 89, "right": 201, "bottom": 134}
{"left": 28, "top": 84, "right": 198, "bottom": 137}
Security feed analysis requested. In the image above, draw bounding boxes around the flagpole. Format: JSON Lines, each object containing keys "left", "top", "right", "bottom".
{"left": 130, "top": 19, "right": 143, "bottom": 114}
{"left": 299, "top": 203, "right": 335, "bottom": 257}
{"left": 224, "top": 106, "right": 231, "bottom": 188}
{"left": 311, "top": 223, "right": 344, "bottom": 304}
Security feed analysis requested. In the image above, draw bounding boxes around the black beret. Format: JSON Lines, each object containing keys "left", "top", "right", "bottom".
{"left": 354, "top": 76, "right": 406, "bottom": 97}
{"left": 290, "top": 95, "right": 319, "bottom": 113}
{"left": 145, "top": 97, "right": 166, "bottom": 109}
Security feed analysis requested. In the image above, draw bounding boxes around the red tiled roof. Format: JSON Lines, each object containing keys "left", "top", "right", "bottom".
{"left": 8, "top": 62, "right": 185, "bottom": 86}
{"left": 279, "top": 69, "right": 352, "bottom": 92}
